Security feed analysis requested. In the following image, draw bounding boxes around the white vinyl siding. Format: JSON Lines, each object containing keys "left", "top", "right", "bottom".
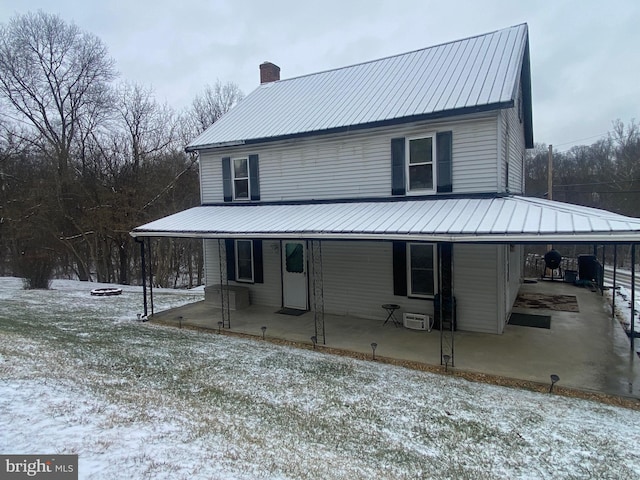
{"left": 199, "top": 112, "right": 500, "bottom": 203}
{"left": 499, "top": 85, "right": 526, "bottom": 195}
{"left": 453, "top": 244, "right": 501, "bottom": 333}
{"left": 313, "top": 241, "right": 434, "bottom": 320}
{"left": 205, "top": 239, "right": 510, "bottom": 333}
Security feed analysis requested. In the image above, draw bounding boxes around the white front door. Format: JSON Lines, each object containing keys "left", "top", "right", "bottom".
{"left": 282, "top": 241, "right": 308, "bottom": 310}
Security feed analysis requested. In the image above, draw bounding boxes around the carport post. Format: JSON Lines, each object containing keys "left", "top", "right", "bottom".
{"left": 601, "top": 245, "right": 606, "bottom": 295}
{"left": 147, "top": 237, "right": 154, "bottom": 316}
{"left": 612, "top": 245, "right": 617, "bottom": 319}
{"left": 631, "top": 244, "right": 636, "bottom": 352}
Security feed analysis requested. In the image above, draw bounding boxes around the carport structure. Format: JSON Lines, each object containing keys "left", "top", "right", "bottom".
{"left": 131, "top": 194, "right": 640, "bottom": 369}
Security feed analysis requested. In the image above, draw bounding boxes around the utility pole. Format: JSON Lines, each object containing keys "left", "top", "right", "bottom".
{"left": 547, "top": 144, "right": 553, "bottom": 201}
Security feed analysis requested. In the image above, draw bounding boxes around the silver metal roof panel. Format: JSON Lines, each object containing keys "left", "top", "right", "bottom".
{"left": 131, "top": 196, "right": 640, "bottom": 243}
{"left": 187, "top": 24, "right": 530, "bottom": 150}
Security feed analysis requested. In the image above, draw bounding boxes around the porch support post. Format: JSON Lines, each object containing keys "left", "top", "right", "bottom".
{"left": 147, "top": 237, "right": 154, "bottom": 316}
{"left": 135, "top": 237, "right": 147, "bottom": 317}
{"left": 631, "top": 244, "right": 636, "bottom": 352}
{"left": 311, "top": 239, "right": 326, "bottom": 345}
{"left": 217, "top": 239, "right": 231, "bottom": 328}
{"left": 438, "top": 242, "right": 454, "bottom": 367}
{"left": 612, "top": 245, "right": 617, "bottom": 319}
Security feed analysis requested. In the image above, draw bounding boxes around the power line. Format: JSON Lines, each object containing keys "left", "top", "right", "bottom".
{"left": 554, "top": 131, "right": 611, "bottom": 148}
{"left": 554, "top": 179, "right": 638, "bottom": 187}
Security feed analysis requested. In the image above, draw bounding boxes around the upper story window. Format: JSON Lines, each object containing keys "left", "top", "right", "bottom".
{"left": 222, "top": 155, "right": 260, "bottom": 202}
{"left": 391, "top": 131, "right": 452, "bottom": 197}
{"left": 406, "top": 135, "right": 436, "bottom": 194}
{"left": 233, "top": 158, "right": 250, "bottom": 200}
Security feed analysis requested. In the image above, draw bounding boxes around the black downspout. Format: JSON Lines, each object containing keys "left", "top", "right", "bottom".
{"left": 147, "top": 237, "right": 154, "bottom": 316}
{"left": 135, "top": 237, "right": 147, "bottom": 316}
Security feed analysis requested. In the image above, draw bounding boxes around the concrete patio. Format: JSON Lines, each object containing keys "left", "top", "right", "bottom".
{"left": 151, "top": 279, "right": 640, "bottom": 400}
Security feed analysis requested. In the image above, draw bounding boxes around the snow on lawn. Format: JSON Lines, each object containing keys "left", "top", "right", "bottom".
{"left": 1, "top": 277, "right": 640, "bottom": 479}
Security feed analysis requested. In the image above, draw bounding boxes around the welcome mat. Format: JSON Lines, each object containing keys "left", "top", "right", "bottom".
{"left": 513, "top": 293, "right": 579, "bottom": 312}
{"left": 509, "top": 313, "right": 551, "bottom": 329}
{"left": 276, "top": 308, "right": 307, "bottom": 316}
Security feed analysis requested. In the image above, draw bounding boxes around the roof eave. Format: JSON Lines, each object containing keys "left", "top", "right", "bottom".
{"left": 130, "top": 229, "right": 640, "bottom": 244}
{"left": 186, "top": 102, "right": 513, "bottom": 153}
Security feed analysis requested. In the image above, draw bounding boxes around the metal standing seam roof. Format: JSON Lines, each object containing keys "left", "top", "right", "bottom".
{"left": 130, "top": 196, "right": 640, "bottom": 243}
{"left": 186, "top": 24, "right": 530, "bottom": 151}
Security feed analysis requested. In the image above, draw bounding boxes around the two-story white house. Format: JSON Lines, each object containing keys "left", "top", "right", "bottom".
{"left": 131, "top": 23, "right": 640, "bottom": 335}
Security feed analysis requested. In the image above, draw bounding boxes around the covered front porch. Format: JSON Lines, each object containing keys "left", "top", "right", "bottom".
{"left": 151, "top": 278, "right": 640, "bottom": 400}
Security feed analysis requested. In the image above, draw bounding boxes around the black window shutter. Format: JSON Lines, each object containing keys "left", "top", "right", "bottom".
{"left": 253, "top": 240, "right": 263, "bottom": 283}
{"left": 391, "top": 137, "right": 406, "bottom": 196}
{"left": 392, "top": 241, "right": 407, "bottom": 296}
{"left": 436, "top": 131, "right": 453, "bottom": 193}
{"left": 225, "top": 239, "right": 236, "bottom": 281}
{"left": 222, "top": 157, "right": 232, "bottom": 202}
{"left": 249, "top": 154, "right": 260, "bottom": 201}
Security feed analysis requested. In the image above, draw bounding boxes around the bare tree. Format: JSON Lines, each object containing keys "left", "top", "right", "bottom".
{"left": 187, "top": 80, "right": 244, "bottom": 136}
{"left": 0, "top": 11, "right": 116, "bottom": 176}
{"left": 0, "top": 11, "right": 117, "bottom": 282}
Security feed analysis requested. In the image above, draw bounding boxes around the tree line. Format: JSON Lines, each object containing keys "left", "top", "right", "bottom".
{"left": 1, "top": 12, "right": 638, "bottom": 289}
{"left": 0, "top": 11, "right": 243, "bottom": 288}
{"left": 526, "top": 119, "right": 640, "bottom": 218}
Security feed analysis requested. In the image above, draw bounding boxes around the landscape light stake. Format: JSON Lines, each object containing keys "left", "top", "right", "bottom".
{"left": 178, "top": 316, "right": 183, "bottom": 329}
{"left": 371, "top": 342, "right": 377, "bottom": 360}
{"left": 261, "top": 326, "right": 267, "bottom": 340}
{"left": 549, "top": 374, "right": 560, "bottom": 393}
{"left": 443, "top": 354, "right": 451, "bottom": 372}
{"left": 218, "top": 321, "right": 223, "bottom": 334}
{"left": 311, "top": 336, "right": 317, "bottom": 350}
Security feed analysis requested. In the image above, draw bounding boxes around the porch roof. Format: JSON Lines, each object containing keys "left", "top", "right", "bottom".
{"left": 130, "top": 196, "right": 640, "bottom": 243}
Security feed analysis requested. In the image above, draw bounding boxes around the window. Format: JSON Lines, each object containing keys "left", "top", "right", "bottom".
{"left": 408, "top": 243, "right": 436, "bottom": 297}
{"left": 223, "top": 155, "right": 260, "bottom": 202}
{"left": 235, "top": 240, "right": 254, "bottom": 282}
{"left": 406, "top": 135, "right": 436, "bottom": 193}
{"left": 233, "top": 158, "right": 249, "bottom": 200}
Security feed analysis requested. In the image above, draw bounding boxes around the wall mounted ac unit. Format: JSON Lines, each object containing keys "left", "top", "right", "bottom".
{"left": 403, "top": 313, "right": 432, "bottom": 331}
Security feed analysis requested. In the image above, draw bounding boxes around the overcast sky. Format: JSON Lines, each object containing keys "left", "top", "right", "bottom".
{"left": 1, "top": 0, "right": 639, "bottom": 151}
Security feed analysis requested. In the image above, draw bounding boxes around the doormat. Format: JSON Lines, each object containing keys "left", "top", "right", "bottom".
{"left": 276, "top": 308, "right": 307, "bottom": 316}
{"left": 513, "top": 293, "right": 579, "bottom": 312}
{"left": 509, "top": 313, "right": 551, "bottom": 329}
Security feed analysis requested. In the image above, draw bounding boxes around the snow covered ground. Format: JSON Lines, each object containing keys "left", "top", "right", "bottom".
{"left": 1, "top": 277, "right": 639, "bottom": 479}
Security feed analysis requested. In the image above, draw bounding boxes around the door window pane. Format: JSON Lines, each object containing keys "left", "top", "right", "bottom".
{"left": 285, "top": 243, "right": 304, "bottom": 273}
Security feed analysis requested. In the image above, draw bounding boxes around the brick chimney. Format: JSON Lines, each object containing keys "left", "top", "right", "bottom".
{"left": 260, "top": 62, "right": 280, "bottom": 84}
